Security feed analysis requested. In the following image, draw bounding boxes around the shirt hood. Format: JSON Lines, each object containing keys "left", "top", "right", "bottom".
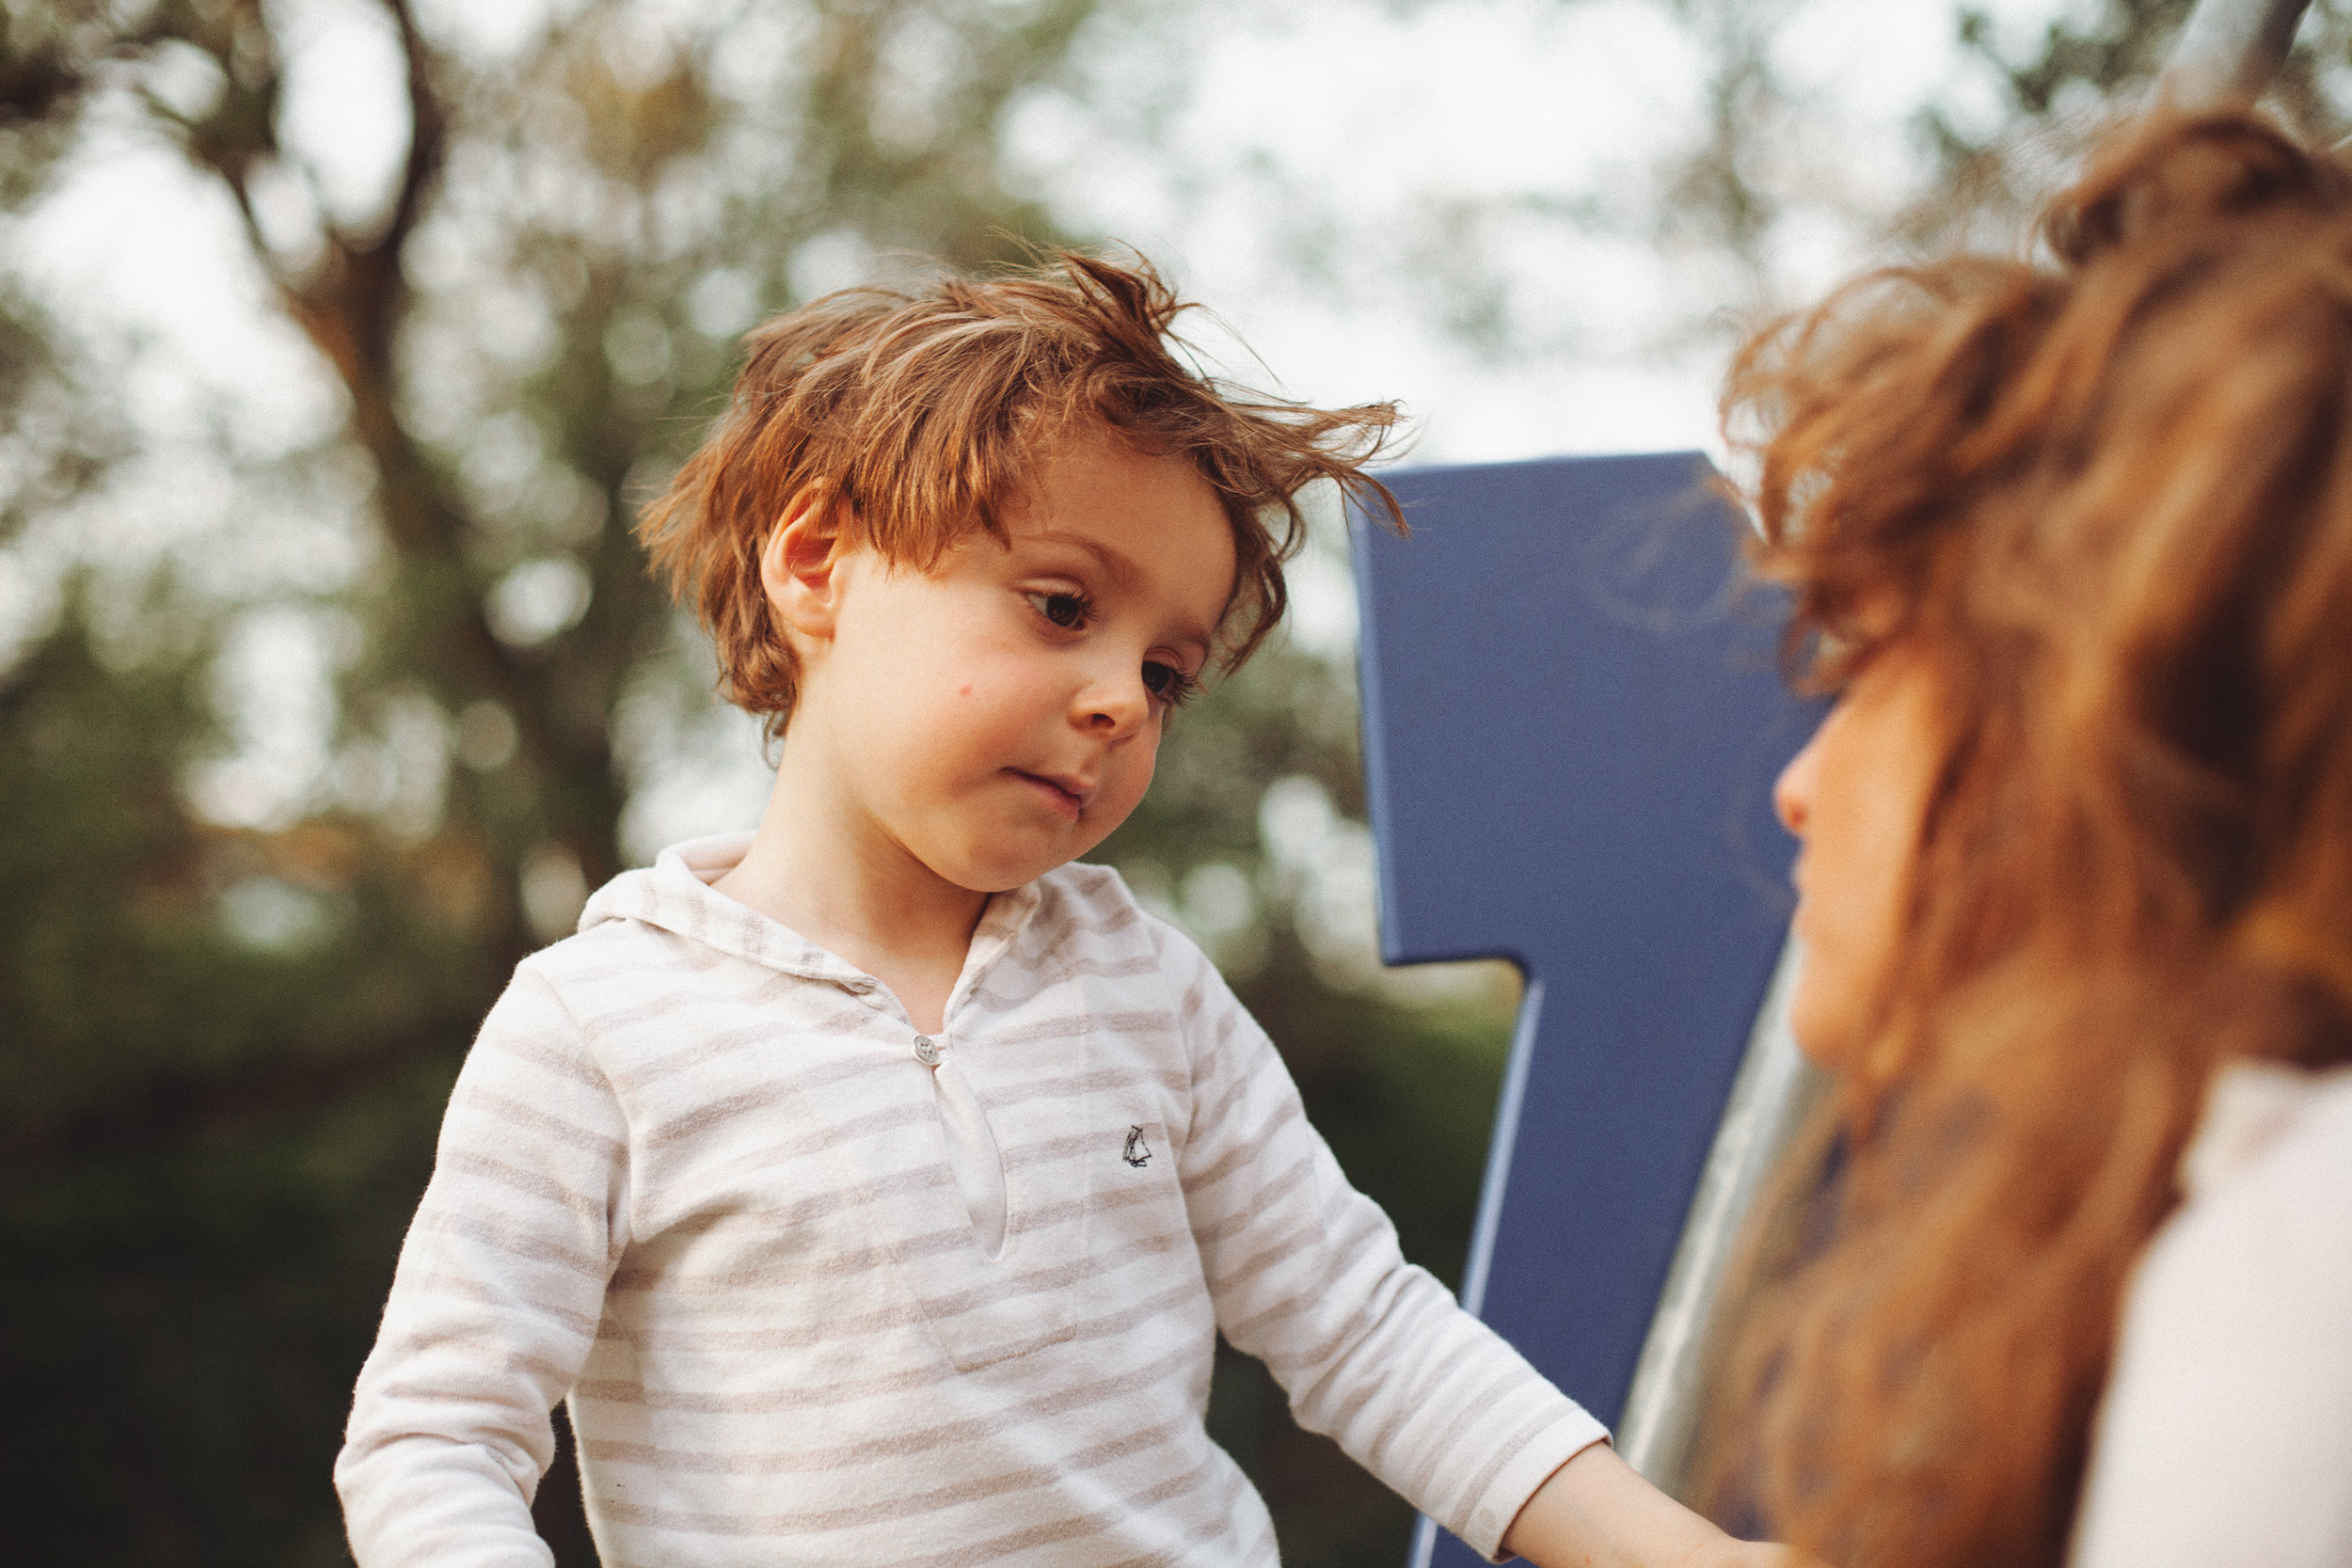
{"left": 578, "top": 831, "right": 1047, "bottom": 1001}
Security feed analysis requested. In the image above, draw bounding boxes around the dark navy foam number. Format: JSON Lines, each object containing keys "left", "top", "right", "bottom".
{"left": 1350, "top": 453, "right": 1817, "bottom": 1568}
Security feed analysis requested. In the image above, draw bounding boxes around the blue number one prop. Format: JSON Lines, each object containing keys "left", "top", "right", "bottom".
{"left": 1349, "top": 453, "right": 1818, "bottom": 1568}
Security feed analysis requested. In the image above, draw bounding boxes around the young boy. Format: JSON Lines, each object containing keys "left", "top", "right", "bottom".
{"left": 336, "top": 254, "right": 1785, "bottom": 1568}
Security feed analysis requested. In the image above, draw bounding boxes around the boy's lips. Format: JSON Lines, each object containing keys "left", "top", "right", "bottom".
{"left": 1009, "top": 768, "right": 1093, "bottom": 817}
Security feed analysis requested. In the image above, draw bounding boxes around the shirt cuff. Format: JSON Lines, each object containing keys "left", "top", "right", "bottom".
{"left": 1461, "top": 1405, "right": 1613, "bottom": 1562}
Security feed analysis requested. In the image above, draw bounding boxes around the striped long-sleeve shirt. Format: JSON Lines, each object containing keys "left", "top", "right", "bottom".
{"left": 336, "top": 832, "right": 1606, "bottom": 1568}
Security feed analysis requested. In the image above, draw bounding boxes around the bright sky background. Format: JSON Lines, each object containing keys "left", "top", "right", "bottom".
{"left": 18, "top": 0, "right": 2083, "bottom": 467}
{"left": 5, "top": 0, "right": 2101, "bottom": 861}
{"left": 1025, "top": 0, "right": 2009, "bottom": 463}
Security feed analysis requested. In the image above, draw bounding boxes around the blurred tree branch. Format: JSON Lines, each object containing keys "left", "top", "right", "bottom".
{"left": 1661, "top": 0, "right": 1802, "bottom": 273}
{"left": 0, "top": 5, "right": 1111, "bottom": 1555}
{"left": 1909, "top": 0, "right": 2350, "bottom": 248}
{"left": 22, "top": 1, "right": 2240, "bottom": 1561}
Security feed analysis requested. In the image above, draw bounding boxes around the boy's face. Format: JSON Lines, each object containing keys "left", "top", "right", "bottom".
{"left": 794, "top": 430, "right": 1236, "bottom": 895}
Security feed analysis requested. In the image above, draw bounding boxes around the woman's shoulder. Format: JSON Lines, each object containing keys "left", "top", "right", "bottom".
{"left": 2069, "top": 1060, "right": 2352, "bottom": 1568}
{"left": 2179, "top": 1059, "right": 2352, "bottom": 1212}
{"left": 2129, "top": 1058, "right": 2352, "bottom": 1370}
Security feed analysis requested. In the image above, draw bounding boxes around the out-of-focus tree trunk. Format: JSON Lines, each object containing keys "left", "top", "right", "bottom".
{"left": 0, "top": 3, "right": 1124, "bottom": 1559}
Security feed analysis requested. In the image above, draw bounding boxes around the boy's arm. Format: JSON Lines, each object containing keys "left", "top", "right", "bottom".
{"left": 335, "top": 965, "right": 628, "bottom": 1568}
{"left": 1161, "top": 927, "right": 1780, "bottom": 1566}
{"left": 1502, "top": 1444, "right": 1813, "bottom": 1568}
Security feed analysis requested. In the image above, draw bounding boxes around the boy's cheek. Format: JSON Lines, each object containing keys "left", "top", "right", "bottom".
{"left": 1083, "top": 748, "right": 1159, "bottom": 845}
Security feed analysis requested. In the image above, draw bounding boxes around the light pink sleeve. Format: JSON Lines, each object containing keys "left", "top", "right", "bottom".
{"left": 1153, "top": 920, "right": 1607, "bottom": 1561}
{"left": 335, "top": 964, "right": 630, "bottom": 1568}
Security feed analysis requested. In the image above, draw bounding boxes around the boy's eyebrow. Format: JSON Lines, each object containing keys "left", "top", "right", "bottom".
{"left": 1026, "top": 529, "right": 1136, "bottom": 581}
{"left": 1025, "top": 529, "right": 1218, "bottom": 654}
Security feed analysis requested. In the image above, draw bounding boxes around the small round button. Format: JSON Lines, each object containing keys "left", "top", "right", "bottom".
{"left": 913, "top": 1036, "right": 942, "bottom": 1066}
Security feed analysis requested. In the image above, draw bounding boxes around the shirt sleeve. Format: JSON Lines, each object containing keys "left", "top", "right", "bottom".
{"left": 2069, "top": 1075, "right": 2352, "bottom": 1568}
{"left": 1156, "top": 924, "right": 1607, "bottom": 1561}
{"left": 335, "top": 962, "right": 631, "bottom": 1568}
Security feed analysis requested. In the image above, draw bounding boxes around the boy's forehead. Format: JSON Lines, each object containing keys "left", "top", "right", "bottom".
{"left": 1017, "top": 426, "right": 1227, "bottom": 528}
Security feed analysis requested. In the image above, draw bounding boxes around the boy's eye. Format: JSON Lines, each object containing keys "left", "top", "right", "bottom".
{"left": 1142, "top": 661, "right": 1200, "bottom": 707}
{"left": 1025, "top": 590, "right": 1090, "bottom": 630}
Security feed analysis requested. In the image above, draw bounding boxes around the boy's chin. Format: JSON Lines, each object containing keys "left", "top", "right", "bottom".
{"left": 917, "top": 846, "right": 1057, "bottom": 896}
{"left": 931, "top": 835, "right": 1110, "bottom": 895}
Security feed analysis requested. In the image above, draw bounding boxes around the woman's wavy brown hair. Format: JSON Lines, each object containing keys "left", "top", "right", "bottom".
{"left": 1699, "top": 111, "right": 2352, "bottom": 1567}
{"left": 638, "top": 250, "right": 1403, "bottom": 735}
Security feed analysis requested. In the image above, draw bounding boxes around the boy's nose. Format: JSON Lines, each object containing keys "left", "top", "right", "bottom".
{"left": 1077, "top": 665, "right": 1151, "bottom": 736}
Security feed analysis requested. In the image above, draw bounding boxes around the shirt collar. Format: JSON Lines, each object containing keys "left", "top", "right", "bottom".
{"left": 580, "top": 831, "right": 1048, "bottom": 1005}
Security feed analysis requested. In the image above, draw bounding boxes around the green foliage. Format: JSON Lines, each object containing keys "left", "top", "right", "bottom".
{"left": 1956, "top": 0, "right": 2198, "bottom": 116}
{"left": 0, "top": 591, "right": 469, "bottom": 1566}
{"left": 44, "top": 0, "right": 2352, "bottom": 1559}
{"left": 1912, "top": 1, "right": 2352, "bottom": 249}
{"left": 0, "top": 2, "right": 1517, "bottom": 1564}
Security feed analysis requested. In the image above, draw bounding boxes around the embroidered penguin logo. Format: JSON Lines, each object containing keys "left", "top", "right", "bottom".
{"left": 1122, "top": 1126, "right": 1152, "bottom": 1167}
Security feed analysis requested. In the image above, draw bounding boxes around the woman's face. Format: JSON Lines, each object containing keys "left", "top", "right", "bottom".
{"left": 1773, "top": 641, "right": 1947, "bottom": 1070}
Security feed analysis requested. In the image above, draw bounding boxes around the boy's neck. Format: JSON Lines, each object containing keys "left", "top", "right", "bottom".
{"left": 712, "top": 734, "right": 989, "bottom": 1037}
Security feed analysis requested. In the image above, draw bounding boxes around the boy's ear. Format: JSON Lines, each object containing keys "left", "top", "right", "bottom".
{"left": 760, "top": 490, "right": 849, "bottom": 646}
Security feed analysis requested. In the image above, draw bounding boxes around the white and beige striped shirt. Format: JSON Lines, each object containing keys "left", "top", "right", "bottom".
{"left": 337, "top": 832, "right": 1604, "bottom": 1567}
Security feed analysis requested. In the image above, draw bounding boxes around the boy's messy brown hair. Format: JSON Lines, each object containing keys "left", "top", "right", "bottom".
{"left": 638, "top": 251, "right": 1405, "bottom": 732}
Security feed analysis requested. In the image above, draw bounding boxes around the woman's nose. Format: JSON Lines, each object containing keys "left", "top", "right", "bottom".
{"left": 1774, "top": 733, "right": 1817, "bottom": 836}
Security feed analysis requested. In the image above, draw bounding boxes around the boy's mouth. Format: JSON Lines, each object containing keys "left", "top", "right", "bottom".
{"left": 1009, "top": 768, "right": 1090, "bottom": 818}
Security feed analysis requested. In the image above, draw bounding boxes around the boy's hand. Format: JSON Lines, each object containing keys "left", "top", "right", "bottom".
{"left": 1499, "top": 1441, "right": 1820, "bottom": 1568}
{"left": 1667, "top": 1544, "right": 1818, "bottom": 1568}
